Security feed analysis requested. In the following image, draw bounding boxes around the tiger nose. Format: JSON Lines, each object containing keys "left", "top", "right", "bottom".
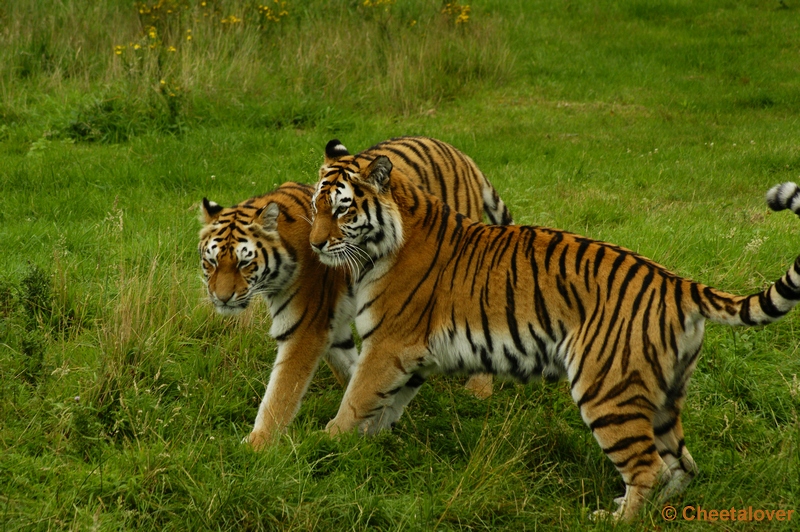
{"left": 310, "top": 241, "right": 326, "bottom": 253}
{"left": 215, "top": 291, "right": 234, "bottom": 304}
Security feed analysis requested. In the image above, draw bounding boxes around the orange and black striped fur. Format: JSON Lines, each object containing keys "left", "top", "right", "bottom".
{"left": 309, "top": 151, "right": 800, "bottom": 521}
{"left": 199, "top": 136, "right": 512, "bottom": 447}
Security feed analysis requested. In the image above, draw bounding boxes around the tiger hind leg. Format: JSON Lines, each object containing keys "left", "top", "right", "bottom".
{"left": 653, "top": 415, "right": 698, "bottom": 500}
{"left": 583, "top": 408, "right": 665, "bottom": 521}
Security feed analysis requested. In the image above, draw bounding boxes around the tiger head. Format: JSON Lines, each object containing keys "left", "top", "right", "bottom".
{"left": 309, "top": 140, "right": 405, "bottom": 274}
{"left": 199, "top": 198, "right": 297, "bottom": 315}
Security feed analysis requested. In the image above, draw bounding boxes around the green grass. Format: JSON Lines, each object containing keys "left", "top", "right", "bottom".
{"left": 2, "top": 0, "right": 800, "bottom": 530}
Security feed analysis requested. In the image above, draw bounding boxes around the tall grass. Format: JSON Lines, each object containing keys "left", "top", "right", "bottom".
{"left": 2, "top": 1, "right": 800, "bottom": 530}
{"left": 1, "top": 0, "right": 513, "bottom": 141}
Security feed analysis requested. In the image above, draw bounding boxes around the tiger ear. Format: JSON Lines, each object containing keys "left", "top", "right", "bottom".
{"left": 363, "top": 155, "right": 393, "bottom": 192}
{"left": 201, "top": 198, "right": 224, "bottom": 223}
{"left": 255, "top": 202, "right": 280, "bottom": 232}
{"left": 324, "top": 139, "right": 350, "bottom": 165}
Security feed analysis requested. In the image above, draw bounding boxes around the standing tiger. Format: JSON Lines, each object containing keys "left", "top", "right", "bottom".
{"left": 198, "top": 136, "right": 512, "bottom": 448}
{"left": 308, "top": 148, "right": 800, "bottom": 521}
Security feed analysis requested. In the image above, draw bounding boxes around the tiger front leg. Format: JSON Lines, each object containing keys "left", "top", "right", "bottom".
{"left": 247, "top": 339, "right": 326, "bottom": 449}
{"left": 326, "top": 346, "right": 426, "bottom": 437}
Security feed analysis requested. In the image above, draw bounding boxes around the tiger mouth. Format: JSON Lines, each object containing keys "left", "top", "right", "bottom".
{"left": 211, "top": 296, "right": 250, "bottom": 315}
{"left": 213, "top": 303, "right": 248, "bottom": 316}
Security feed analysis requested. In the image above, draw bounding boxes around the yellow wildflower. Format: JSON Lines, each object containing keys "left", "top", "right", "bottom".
{"left": 456, "top": 5, "right": 470, "bottom": 24}
{"left": 114, "top": 45, "right": 125, "bottom": 55}
{"left": 258, "top": 1, "right": 288, "bottom": 23}
{"left": 442, "top": 2, "right": 471, "bottom": 24}
{"left": 167, "top": 46, "right": 177, "bottom": 52}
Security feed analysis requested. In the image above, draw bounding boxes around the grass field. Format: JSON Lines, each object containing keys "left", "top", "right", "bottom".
{"left": 2, "top": 0, "right": 799, "bottom": 530}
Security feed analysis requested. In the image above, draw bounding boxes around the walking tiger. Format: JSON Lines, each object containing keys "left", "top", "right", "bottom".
{"left": 308, "top": 147, "right": 800, "bottom": 521}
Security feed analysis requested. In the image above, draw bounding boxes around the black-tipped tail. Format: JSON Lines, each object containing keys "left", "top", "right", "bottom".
{"left": 702, "top": 183, "right": 800, "bottom": 327}
{"left": 766, "top": 182, "right": 800, "bottom": 215}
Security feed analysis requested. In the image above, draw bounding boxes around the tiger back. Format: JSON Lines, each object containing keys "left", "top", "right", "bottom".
{"left": 353, "top": 136, "right": 512, "bottom": 226}
{"left": 198, "top": 136, "right": 513, "bottom": 447}
{"left": 309, "top": 154, "right": 800, "bottom": 521}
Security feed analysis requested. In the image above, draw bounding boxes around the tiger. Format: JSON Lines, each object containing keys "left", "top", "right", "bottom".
{"left": 308, "top": 148, "right": 800, "bottom": 522}
{"left": 198, "top": 136, "right": 513, "bottom": 448}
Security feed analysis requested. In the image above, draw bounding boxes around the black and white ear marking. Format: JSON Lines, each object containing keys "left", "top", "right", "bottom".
{"left": 257, "top": 202, "right": 281, "bottom": 231}
{"left": 364, "top": 155, "right": 393, "bottom": 192}
{"left": 201, "top": 197, "right": 224, "bottom": 223}
{"left": 324, "top": 139, "right": 350, "bottom": 165}
{"left": 766, "top": 182, "right": 800, "bottom": 216}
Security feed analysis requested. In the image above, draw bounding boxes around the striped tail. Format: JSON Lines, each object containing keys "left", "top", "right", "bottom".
{"left": 766, "top": 181, "right": 800, "bottom": 214}
{"left": 480, "top": 172, "right": 514, "bottom": 225}
{"left": 701, "top": 182, "right": 800, "bottom": 326}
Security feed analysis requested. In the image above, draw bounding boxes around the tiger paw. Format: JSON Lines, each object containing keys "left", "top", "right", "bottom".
{"left": 325, "top": 416, "right": 360, "bottom": 437}
{"left": 324, "top": 419, "right": 344, "bottom": 437}
{"left": 245, "top": 430, "right": 271, "bottom": 450}
{"left": 464, "top": 373, "right": 493, "bottom": 399}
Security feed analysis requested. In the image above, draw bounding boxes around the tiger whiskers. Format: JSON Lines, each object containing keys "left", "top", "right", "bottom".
{"left": 341, "top": 242, "right": 377, "bottom": 282}
{"left": 249, "top": 284, "right": 281, "bottom": 299}
{"left": 247, "top": 288, "right": 269, "bottom": 299}
{"left": 346, "top": 243, "right": 375, "bottom": 269}
{"left": 340, "top": 246, "right": 362, "bottom": 281}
